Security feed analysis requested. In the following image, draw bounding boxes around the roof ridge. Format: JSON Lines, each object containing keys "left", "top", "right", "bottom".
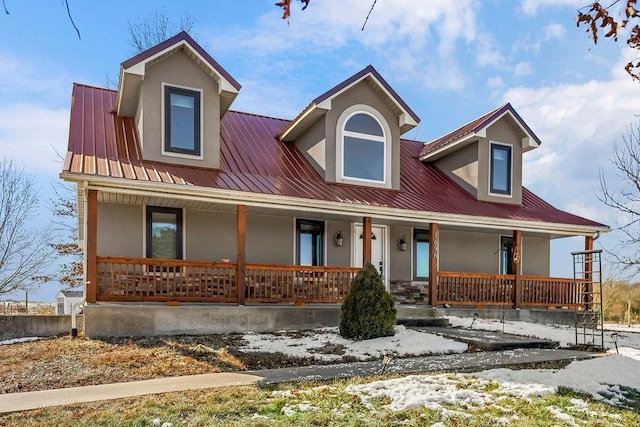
{"left": 227, "top": 110, "right": 291, "bottom": 123}
{"left": 73, "top": 82, "right": 116, "bottom": 92}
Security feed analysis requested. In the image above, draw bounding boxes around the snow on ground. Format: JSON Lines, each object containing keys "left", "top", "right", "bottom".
{"left": 347, "top": 354, "right": 640, "bottom": 415}
{"left": 0, "top": 336, "right": 43, "bottom": 345}
{"left": 238, "top": 325, "right": 468, "bottom": 361}
{"left": 447, "top": 316, "right": 640, "bottom": 350}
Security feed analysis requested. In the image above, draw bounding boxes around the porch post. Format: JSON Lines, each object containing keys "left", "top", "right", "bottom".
{"left": 86, "top": 189, "right": 97, "bottom": 304}
{"left": 512, "top": 230, "right": 522, "bottom": 308}
{"left": 362, "top": 216, "right": 372, "bottom": 266}
{"left": 585, "top": 235, "right": 594, "bottom": 309}
{"left": 428, "top": 223, "right": 439, "bottom": 306}
{"left": 236, "top": 205, "right": 246, "bottom": 305}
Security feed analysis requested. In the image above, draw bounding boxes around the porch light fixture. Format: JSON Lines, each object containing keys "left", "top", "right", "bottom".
{"left": 334, "top": 231, "right": 344, "bottom": 247}
{"left": 397, "top": 236, "right": 407, "bottom": 251}
{"left": 359, "top": 233, "right": 377, "bottom": 240}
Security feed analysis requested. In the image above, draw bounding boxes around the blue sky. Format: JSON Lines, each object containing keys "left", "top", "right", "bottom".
{"left": 1, "top": 0, "right": 639, "bottom": 302}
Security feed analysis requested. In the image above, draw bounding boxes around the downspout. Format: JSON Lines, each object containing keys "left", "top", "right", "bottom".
{"left": 592, "top": 231, "right": 601, "bottom": 241}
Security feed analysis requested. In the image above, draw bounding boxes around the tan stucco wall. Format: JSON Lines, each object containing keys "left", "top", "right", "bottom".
{"left": 186, "top": 210, "right": 236, "bottom": 262}
{"left": 246, "top": 215, "right": 294, "bottom": 264}
{"left": 439, "top": 230, "right": 499, "bottom": 273}
{"left": 305, "top": 80, "right": 402, "bottom": 189}
{"left": 477, "top": 120, "right": 523, "bottom": 204}
{"left": 295, "top": 116, "right": 327, "bottom": 179}
{"left": 326, "top": 220, "right": 351, "bottom": 267}
{"left": 97, "top": 203, "right": 143, "bottom": 257}
{"left": 139, "top": 49, "right": 221, "bottom": 169}
{"left": 522, "top": 236, "right": 550, "bottom": 276}
{"left": 390, "top": 226, "right": 412, "bottom": 281}
{"left": 434, "top": 142, "right": 479, "bottom": 197}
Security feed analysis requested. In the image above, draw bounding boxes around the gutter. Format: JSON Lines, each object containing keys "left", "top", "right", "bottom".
{"left": 60, "top": 172, "right": 610, "bottom": 237}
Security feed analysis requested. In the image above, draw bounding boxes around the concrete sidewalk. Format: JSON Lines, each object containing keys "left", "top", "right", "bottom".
{"left": 0, "top": 348, "right": 596, "bottom": 414}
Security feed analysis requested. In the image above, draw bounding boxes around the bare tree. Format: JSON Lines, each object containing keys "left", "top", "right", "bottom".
{"left": 49, "top": 182, "right": 83, "bottom": 288}
{"left": 599, "top": 122, "right": 640, "bottom": 273}
{"left": 127, "top": 6, "right": 196, "bottom": 54}
{"left": 0, "top": 159, "right": 54, "bottom": 296}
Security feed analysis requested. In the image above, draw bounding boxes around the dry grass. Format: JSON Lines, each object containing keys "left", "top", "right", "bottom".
{"left": 0, "top": 334, "right": 253, "bottom": 393}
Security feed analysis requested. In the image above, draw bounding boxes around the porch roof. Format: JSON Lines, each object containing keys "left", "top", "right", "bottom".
{"left": 62, "top": 83, "right": 606, "bottom": 233}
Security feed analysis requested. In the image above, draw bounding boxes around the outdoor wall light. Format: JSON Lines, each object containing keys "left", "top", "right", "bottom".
{"left": 398, "top": 236, "right": 407, "bottom": 251}
{"left": 334, "top": 231, "right": 344, "bottom": 247}
{"left": 359, "top": 233, "right": 377, "bottom": 240}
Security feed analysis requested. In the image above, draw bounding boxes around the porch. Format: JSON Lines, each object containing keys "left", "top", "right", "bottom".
{"left": 93, "top": 256, "right": 590, "bottom": 309}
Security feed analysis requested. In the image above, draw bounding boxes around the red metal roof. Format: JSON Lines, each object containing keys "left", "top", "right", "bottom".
{"left": 418, "top": 103, "right": 543, "bottom": 159}
{"left": 63, "top": 83, "right": 604, "bottom": 229}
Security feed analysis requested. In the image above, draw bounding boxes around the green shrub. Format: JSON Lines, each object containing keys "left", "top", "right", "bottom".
{"left": 339, "top": 263, "right": 397, "bottom": 340}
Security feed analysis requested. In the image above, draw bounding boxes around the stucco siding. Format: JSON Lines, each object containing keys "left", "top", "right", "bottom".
{"left": 140, "top": 50, "right": 221, "bottom": 169}
{"left": 186, "top": 209, "right": 236, "bottom": 261}
{"left": 522, "top": 236, "right": 550, "bottom": 276}
{"left": 434, "top": 142, "right": 479, "bottom": 197}
{"left": 326, "top": 220, "right": 351, "bottom": 267}
{"left": 97, "top": 203, "right": 143, "bottom": 257}
{"left": 390, "top": 226, "right": 412, "bottom": 281}
{"left": 439, "top": 230, "right": 499, "bottom": 273}
{"left": 246, "top": 215, "right": 294, "bottom": 264}
{"left": 295, "top": 116, "right": 327, "bottom": 179}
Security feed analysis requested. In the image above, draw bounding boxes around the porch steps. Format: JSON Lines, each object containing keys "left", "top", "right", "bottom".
{"left": 413, "top": 326, "right": 559, "bottom": 352}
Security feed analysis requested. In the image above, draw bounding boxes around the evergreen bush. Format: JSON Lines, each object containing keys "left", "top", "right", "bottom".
{"left": 339, "top": 262, "right": 397, "bottom": 340}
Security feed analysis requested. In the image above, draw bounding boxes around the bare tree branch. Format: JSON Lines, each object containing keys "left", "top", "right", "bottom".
{"left": 362, "top": 0, "right": 378, "bottom": 31}
{"left": 63, "top": 0, "right": 81, "bottom": 40}
{"left": 127, "top": 6, "right": 196, "bottom": 54}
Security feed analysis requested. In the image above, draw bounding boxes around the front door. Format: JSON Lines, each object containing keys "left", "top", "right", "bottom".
{"left": 354, "top": 224, "right": 386, "bottom": 281}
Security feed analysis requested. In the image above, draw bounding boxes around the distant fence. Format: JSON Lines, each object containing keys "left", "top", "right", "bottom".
{"left": 0, "top": 315, "right": 84, "bottom": 341}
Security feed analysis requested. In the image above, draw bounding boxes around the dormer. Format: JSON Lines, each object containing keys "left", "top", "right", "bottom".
{"left": 418, "top": 104, "right": 541, "bottom": 205}
{"left": 115, "top": 32, "right": 241, "bottom": 169}
{"left": 279, "top": 66, "right": 419, "bottom": 190}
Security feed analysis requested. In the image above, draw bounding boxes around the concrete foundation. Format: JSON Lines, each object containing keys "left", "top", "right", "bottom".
{"left": 83, "top": 303, "right": 579, "bottom": 338}
{"left": 84, "top": 303, "right": 343, "bottom": 338}
{"left": 0, "top": 315, "right": 84, "bottom": 340}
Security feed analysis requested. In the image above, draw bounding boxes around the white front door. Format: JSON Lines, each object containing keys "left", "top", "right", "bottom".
{"left": 353, "top": 224, "right": 386, "bottom": 282}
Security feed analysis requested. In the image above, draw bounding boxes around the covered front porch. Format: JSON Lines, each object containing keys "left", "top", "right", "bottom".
{"left": 84, "top": 190, "right": 597, "bottom": 309}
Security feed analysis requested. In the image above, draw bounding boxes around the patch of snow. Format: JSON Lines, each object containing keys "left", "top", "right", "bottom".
{"left": 251, "top": 413, "right": 271, "bottom": 420}
{"left": 0, "top": 336, "right": 43, "bottom": 345}
{"left": 281, "top": 403, "right": 317, "bottom": 417}
{"left": 239, "top": 325, "right": 467, "bottom": 361}
{"left": 347, "top": 354, "right": 640, "bottom": 413}
{"left": 446, "top": 316, "right": 640, "bottom": 351}
{"left": 545, "top": 405, "right": 577, "bottom": 426}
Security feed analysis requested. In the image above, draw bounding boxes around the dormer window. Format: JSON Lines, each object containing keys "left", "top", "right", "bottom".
{"left": 337, "top": 105, "right": 391, "bottom": 187}
{"left": 164, "top": 85, "right": 202, "bottom": 157}
{"left": 490, "top": 142, "right": 512, "bottom": 196}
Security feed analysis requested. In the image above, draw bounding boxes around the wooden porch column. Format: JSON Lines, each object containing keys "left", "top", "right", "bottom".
{"left": 585, "top": 235, "right": 594, "bottom": 309}
{"left": 362, "top": 216, "right": 372, "bottom": 266}
{"left": 85, "top": 189, "right": 97, "bottom": 303}
{"left": 236, "top": 205, "right": 246, "bottom": 305}
{"left": 428, "top": 223, "right": 439, "bottom": 306}
{"left": 512, "top": 230, "right": 522, "bottom": 308}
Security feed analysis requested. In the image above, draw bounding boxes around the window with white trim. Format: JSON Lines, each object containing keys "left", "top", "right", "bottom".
{"left": 490, "top": 143, "right": 512, "bottom": 195}
{"left": 341, "top": 111, "right": 386, "bottom": 183}
{"left": 164, "top": 85, "right": 201, "bottom": 156}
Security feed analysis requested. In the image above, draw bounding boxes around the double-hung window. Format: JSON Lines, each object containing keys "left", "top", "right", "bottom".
{"left": 164, "top": 85, "right": 201, "bottom": 156}
{"left": 342, "top": 112, "right": 385, "bottom": 183}
{"left": 490, "top": 143, "right": 512, "bottom": 195}
{"left": 296, "top": 219, "right": 324, "bottom": 266}
{"left": 146, "top": 206, "right": 183, "bottom": 261}
{"left": 414, "top": 229, "right": 430, "bottom": 281}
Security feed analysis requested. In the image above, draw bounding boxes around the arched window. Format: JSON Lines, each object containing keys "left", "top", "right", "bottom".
{"left": 341, "top": 111, "right": 386, "bottom": 183}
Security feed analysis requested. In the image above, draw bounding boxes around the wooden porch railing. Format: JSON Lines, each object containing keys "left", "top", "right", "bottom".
{"left": 246, "top": 264, "right": 360, "bottom": 303}
{"left": 437, "top": 271, "right": 589, "bottom": 308}
{"left": 96, "top": 257, "right": 359, "bottom": 303}
{"left": 96, "top": 257, "right": 237, "bottom": 302}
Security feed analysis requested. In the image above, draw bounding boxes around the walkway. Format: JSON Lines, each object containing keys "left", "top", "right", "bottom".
{"left": 0, "top": 348, "right": 595, "bottom": 414}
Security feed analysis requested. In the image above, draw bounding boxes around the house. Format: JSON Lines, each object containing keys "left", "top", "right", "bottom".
{"left": 55, "top": 290, "right": 83, "bottom": 315}
{"left": 61, "top": 32, "right": 608, "bottom": 315}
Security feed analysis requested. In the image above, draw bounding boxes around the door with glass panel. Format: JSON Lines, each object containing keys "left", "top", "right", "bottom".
{"left": 353, "top": 224, "right": 386, "bottom": 280}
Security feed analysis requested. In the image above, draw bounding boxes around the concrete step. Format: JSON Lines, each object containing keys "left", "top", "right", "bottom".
{"left": 412, "top": 326, "right": 558, "bottom": 352}
{"left": 397, "top": 317, "right": 450, "bottom": 327}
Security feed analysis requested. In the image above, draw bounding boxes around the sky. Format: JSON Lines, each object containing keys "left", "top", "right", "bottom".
{"left": 1, "top": 0, "right": 640, "bottom": 302}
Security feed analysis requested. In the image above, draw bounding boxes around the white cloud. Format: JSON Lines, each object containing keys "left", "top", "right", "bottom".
{"left": 520, "top": 0, "right": 583, "bottom": 16}
{"left": 544, "top": 23, "right": 566, "bottom": 40}
{"left": 487, "top": 76, "right": 505, "bottom": 89}
{"left": 506, "top": 48, "right": 640, "bottom": 228}
{"left": 0, "top": 103, "right": 69, "bottom": 175}
{"left": 514, "top": 61, "right": 533, "bottom": 76}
